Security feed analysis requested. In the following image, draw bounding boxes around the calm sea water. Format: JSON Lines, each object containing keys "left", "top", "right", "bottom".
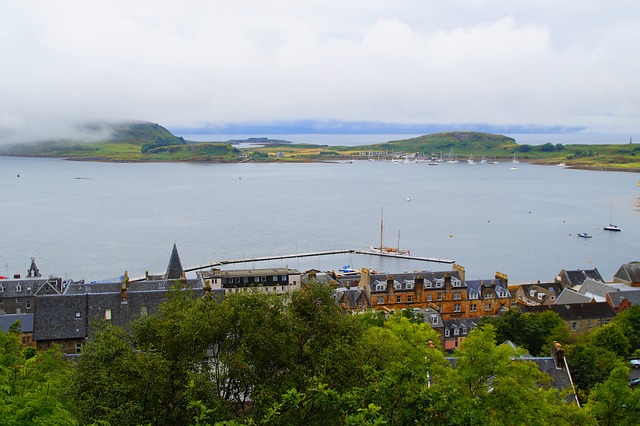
{"left": 1, "top": 156, "right": 639, "bottom": 284}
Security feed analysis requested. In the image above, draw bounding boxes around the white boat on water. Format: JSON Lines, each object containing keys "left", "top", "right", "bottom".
{"left": 577, "top": 232, "right": 592, "bottom": 238}
{"left": 512, "top": 154, "right": 519, "bottom": 164}
{"left": 604, "top": 204, "right": 622, "bottom": 231}
{"left": 369, "top": 207, "right": 410, "bottom": 255}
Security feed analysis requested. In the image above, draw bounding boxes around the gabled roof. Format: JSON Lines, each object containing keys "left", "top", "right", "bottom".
{"left": 578, "top": 278, "right": 633, "bottom": 302}
{"left": 607, "top": 289, "right": 640, "bottom": 309}
{"left": 0, "top": 278, "right": 47, "bottom": 297}
{"left": 554, "top": 288, "right": 593, "bottom": 305}
{"left": 614, "top": 262, "right": 640, "bottom": 284}
{"left": 557, "top": 268, "right": 603, "bottom": 288}
{"left": 334, "top": 287, "right": 366, "bottom": 306}
{"left": 165, "top": 243, "right": 184, "bottom": 280}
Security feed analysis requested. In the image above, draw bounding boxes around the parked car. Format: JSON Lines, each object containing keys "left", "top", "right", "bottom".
{"left": 630, "top": 359, "right": 640, "bottom": 369}
{"left": 629, "top": 377, "right": 640, "bottom": 388}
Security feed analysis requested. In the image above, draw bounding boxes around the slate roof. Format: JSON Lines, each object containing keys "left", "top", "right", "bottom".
{"left": 578, "top": 278, "right": 634, "bottom": 302}
{"left": 165, "top": 243, "right": 184, "bottom": 280}
{"left": 554, "top": 288, "right": 593, "bottom": 305}
{"left": 557, "top": 268, "right": 603, "bottom": 288}
{"left": 614, "top": 262, "right": 640, "bottom": 284}
{"left": 0, "top": 313, "right": 34, "bottom": 333}
{"left": 519, "top": 302, "right": 615, "bottom": 321}
{"left": 516, "top": 282, "right": 563, "bottom": 305}
{"left": 363, "top": 270, "right": 464, "bottom": 293}
{"left": 0, "top": 278, "right": 47, "bottom": 297}
{"left": 34, "top": 278, "right": 218, "bottom": 342}
{"left": 466, "top": 278, "right": 509, "bottom": 294}
{"left": 607, "top": 289, "right": 640, "bottom": 309}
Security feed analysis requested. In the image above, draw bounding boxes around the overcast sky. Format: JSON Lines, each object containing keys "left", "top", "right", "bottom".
{"left": 1, "top": 1, "right": 639, "bottom": 143}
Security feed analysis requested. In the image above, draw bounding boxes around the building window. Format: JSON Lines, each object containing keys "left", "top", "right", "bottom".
{"left": 484, "top": 303, "right": 491, "bottom": 311}
{"left": 462, "top": 326, "right": 467, "bottom": 334}
{"left": 454, "top": 293, "right": 461, "bottom": 300}
{"left": 16, "top": 284, "right": 22, "bottom": 292}
{"left": 104, "top": 308, "right": 112, "bottom": 320}
{"left": 427, "top": 294, "right": 432, "bottom": 301}
{"left": 454, "top": 304, "right": 461, "bottom": 312}
{"left": 75, "top": 342, "right": 82, "bottom": 354}
{"left": 407, "top": 294, "right": 412, "bottom": 302}
{"left": 0, "top": 284, "right": 4, "bottom": 292}
{"left": 454, "top": 328, "right": 459, "bottom": 335}
{"left": 437, "top": 294, "right": 442, "bottom": 301}
{"left": 572, "top": 321, "right": 578, "bottom": 331}
{"left": 377, "top": 297, "right": 384, "bottom": 304}
{"left": 484, "top": 293, "right": 492, "bottom": 299}
{"left": 396, "top": 296, "right": 401, "bottom": 303}
{"left": 470, "top": 304, "right": 477, "bottom": 312}
{"left": 587, "top": 320, "right": 591, "bottom": 328}
{"left": 431, "top": 316, "right": 438, "bottom": 325}
{"left": 26, "top": 301, "right": 31, "bottom": 310}
{"left": 445, "top": 329, "right": 450, "bottom": 337}
{"left": 75, "top": 312, "right": 81, "bottom": 319}
{"left": 16, "top": 298, "right": 20, "bottom": 304}
{"left": 141, "top": 306, "right": 148, "bottom": 317}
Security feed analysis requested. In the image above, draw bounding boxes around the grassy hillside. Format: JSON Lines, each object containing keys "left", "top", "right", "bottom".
{"left": 3, "top": 122, "right": 640, "bottom": 171}
{"left": 0, "top": 121, "right": 241, "bottom": 162}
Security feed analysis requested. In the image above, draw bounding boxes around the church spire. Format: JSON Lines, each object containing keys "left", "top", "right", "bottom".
{"left": 27, "top": 257, "right": 41, "bottom": 278}
{"left": 165, "top": 243, "right": 184, "bottom": 280}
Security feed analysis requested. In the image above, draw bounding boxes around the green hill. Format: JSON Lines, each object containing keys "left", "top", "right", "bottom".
{"left": 0, "top": 121, "right": 240, "bottom": 162}
{"left": 372, "top": 131, "right": 518, "bottom": 156}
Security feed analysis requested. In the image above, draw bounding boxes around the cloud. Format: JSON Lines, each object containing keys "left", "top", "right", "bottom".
{"left": 1, "top": 1, "right": 639, "bottom": 143}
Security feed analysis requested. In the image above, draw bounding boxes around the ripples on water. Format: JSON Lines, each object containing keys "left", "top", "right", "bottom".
{"left": 1, "top": 156, "right": 638, "bottom": 283}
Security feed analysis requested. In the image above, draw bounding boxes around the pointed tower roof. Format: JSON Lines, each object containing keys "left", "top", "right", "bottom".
{"left": 27, "top": 257, "right": 41, "bottom": 278}
{"left": 165, "top": 244, "right": 184, "bottom": 280}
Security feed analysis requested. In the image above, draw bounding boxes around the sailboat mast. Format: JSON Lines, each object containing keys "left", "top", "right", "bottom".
{"left": 379, "top": 207, "right": 384, "bottom": 250}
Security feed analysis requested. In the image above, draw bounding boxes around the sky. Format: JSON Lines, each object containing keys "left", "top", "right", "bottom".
{"left": 1, "top": 0, "right": 639, "bottom": 143}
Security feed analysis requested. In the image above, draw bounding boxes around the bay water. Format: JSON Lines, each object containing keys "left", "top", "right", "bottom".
{"left": 1, "top": 155, "right": 638, "bottom": 284}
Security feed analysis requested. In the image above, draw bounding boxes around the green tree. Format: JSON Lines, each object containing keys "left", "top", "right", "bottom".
{"left": 586, "top": 365, "right": 640, "bottom": 426}
{"left": 0, "top": 323, "right": 76, "bottom": 424}
{"left": 613, "top": 305, "right": 640, "bottom": 352}
{"left": 589, "top": 322, "right": 631, "bottom": 357}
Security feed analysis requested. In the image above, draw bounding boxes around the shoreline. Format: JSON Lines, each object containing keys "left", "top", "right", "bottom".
{"left": 4, "top": 153, "right": 640, "bottom": 172}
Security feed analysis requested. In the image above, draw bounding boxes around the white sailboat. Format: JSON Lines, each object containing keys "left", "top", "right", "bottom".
{"left": 604, "top": 204, "right": 622, "bottom": 231}
{"left": 369, "top": 207, "right": 410, "bottom": 255}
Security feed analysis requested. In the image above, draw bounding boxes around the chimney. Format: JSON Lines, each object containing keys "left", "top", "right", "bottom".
{"left": 551, "top": 341, "right": 565, "bottom": 368}
{"left": 386, "top": 275, "right": 395, "bottom": 295}
{"left": 415, "top": 275, "right": 424, "bottom": 298}
{"left": 121, "top": 271, "right": 129, "bottom": 303}
{"left": 145, "top": 270, "right": 149, "bottom": 280}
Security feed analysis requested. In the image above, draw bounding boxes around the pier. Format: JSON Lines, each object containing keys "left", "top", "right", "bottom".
{"left": 184, "top": 249, "right": 454, "bottom": 273}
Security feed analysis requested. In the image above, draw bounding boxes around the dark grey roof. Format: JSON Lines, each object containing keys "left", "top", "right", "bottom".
{"left": 334, "top": 287, "right": 366, "bottom": 306}
{"left": 466, "top": 278, "right": 508, "bottom": 292}
{"left": 519, "top": 302, "right": 615, "bottom": 321}
{"left": 34, "top": 278, "right": 219, "bottom": 342}
{"left": 614, "top": 262, "right": 640, "bottom": 284}
{"left": 554, "top": 288, "right": 593, "bottom": 305}
{"left": 0, "top": 313, "right": 34, "bottom": 332}
{"left": 607, "top": 289, "right": 640, "bottom": 308}
{"left": 560, "top": 269, "right": 603, "bottom": 287}
{"left": 0, "top": 278, "right": 47, "bottom": 297}
{"left": 165, "top": 243, "right": 184, "bottom": 280}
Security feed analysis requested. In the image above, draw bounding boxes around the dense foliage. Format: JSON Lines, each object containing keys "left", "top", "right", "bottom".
{"left": 3, "top": 290, "right": 640, "bottom": 424}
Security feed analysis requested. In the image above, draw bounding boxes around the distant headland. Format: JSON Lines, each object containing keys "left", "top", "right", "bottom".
{"left": 1, "top": 120, "right": 639, "bottom": 172}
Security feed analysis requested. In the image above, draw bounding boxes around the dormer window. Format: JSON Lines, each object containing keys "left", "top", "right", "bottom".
{"left": 0, "top": 284, "right": 4, "bottom": 292}
{"left": 425, "top": 281, "right": 432, "bottom": 288}
{"left": 16, "top": 284, "right": 22, "bottom": 292}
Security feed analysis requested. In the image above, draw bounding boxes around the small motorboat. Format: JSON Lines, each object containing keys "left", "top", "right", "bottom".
{"left": 577, "top": 232, "right": 592, "bottom": 238}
